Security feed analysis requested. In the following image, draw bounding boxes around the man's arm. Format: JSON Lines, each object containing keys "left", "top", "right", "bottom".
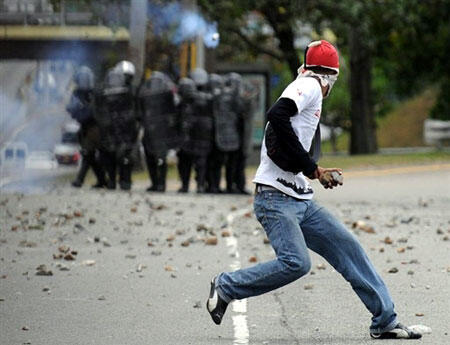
{"left": 266, "top": 97, "right": 317, "bottom": 176}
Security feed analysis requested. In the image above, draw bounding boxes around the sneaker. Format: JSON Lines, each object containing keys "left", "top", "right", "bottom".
{"left": 370, "top": 323, "right": 422, "bottom": 339}
{"left": 206, "top": 276, "right": 228, "bottom": 325}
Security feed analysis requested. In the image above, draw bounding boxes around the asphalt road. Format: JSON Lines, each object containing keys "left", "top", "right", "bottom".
{"left": 0, "top": 165, "right": 449, "bottom": 345}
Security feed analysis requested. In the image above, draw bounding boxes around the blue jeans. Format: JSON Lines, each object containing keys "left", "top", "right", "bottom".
{"left": 216, "top": 190, "right": 398, "bottom": 333}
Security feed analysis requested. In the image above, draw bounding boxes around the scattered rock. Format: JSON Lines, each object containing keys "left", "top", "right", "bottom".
{"left": 58, "top": 245, "right": 70, "bottom": 253}
{"left": 263, "top": 237, "right": 270, "bottom": 244}
{"left": 57, "top": 263, "right": 70, "bottom": 271}
{"left": 73, "top": 211, "right": 83, "bottom": 217}
{"left": 136, "top": 264, "right": 146, "bottom": 272}
{"left": 397, "top": 247, "right": 406, "bottom": 253}
{"left": 42, "top": 287, "right": 50, "bottom": 292}
{"left": 410, "top": 283, "right": 416, "bottom": 288}
{"left": 383, "top": 237, "right": 393, "bottom": 245}
{"left": 151, "top": 204, "right": 167, "bottom": 211}
{"left": 205, "top": 237, "right": 218, "bottom": 245}
{"left": 81, "top": 260, "right": 96, "bottom": 266}
{"left": 22, "top": 326, "right": 29, "bottom": 331}
{"left": 316, "top": 263, "right": 326, "bottom": 270}
{"left": 36, "top": 264, "right": 53, "bottom": 276}
{"left": 407, "top": 270, "right": 414, "bottom": 275}
{"left": 352, "top": 220, "right": 375, "bottom": 234}
{"left": 98, "top": 295, "right": 106, "bottom": 301}
{"left": 19, "top": 240, "right": 37, "bottom": 248}
{"left": 181, "top": 240, "right": 190, "bottom": 247}
{"left": 102, "top": 238, "right": 111, "bottom": 247}
{"left": 304, "top": 284, "right": 314, "bottom": 290}
{"left": 74, "top": 223, "right": 85, "bottom": 232}
{"left": 193, "top": 301, "right": 202, "bottom": 308}
{"left": 249, "top": 256, "right": 258, "bottom": 263}
{"left": 415, "top": 313, "right": 424, "bottom": 317}
{"left": 166, "top": 235, "right": 175, "bottom": 242}
{"left": 63, "top": 253, "right": 76, "bottom": 261}
{"left": 221, "top": 230, "right": 231, "bottom": 237}
{"left": 388, "top": 267, "right": 399, "bottom": 274}
{"left": 164, "top": 265, "right": 175, "bottom": 272}
{"left": 125, "top": 254, "right": 136, "bottom": 259}
{"left": 151, "top": 250, "right": 162, "bottom": 256}
{"left": 89, "top": 218, "right": 96, "bottom": 224}
{"left": 196, "top": 224, "right": 209, "bottom": 232}
{"left": 130, "top": 207, "right": 137, "bottom": 213}
{"left": 28, "top": 224, "right": 44, "bottom": 231}
{"left": 401, "top": 217, "right": 414, "bottom": 224}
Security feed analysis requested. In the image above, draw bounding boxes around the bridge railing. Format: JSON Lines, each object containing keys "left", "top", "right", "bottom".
{"left": 0, "top": 0, "right": 130, "bottom": 26}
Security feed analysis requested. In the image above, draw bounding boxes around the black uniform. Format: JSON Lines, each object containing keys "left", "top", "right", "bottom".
{"left": 208, "top": 73, "right": 241, "bottom": 193}
{"left": 67, "top": 67, "right": 106, "bottom": 188}
{"left": 138, "top": 71, "right": 179, "bottom": 192}
{"left": 235, "top": 79, "right": 258, "bottom": 194}
{"left": 96, "top": 69, "right": 138, "bottom": 190}
{"left": 177, "top": 77, "right": 214, "bottom": 193}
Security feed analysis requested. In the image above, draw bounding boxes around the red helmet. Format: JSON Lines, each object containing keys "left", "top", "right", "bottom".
{"left": 304, "top": 40, "right": 339, "bottom": 73}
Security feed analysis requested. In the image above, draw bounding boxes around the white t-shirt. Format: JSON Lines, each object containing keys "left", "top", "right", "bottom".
{"left": 253, "top": 77, "right": 322, "bottom": 199}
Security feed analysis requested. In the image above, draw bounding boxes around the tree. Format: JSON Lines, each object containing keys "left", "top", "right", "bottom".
{"left": 199, "top": 0, "right": 449, "bottom": 154}
{"left": 199, "top": 0, "right": 381, "bottom": 154}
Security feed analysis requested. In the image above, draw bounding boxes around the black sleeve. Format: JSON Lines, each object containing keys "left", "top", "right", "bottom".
{"left": 265, "top": 97, "right": 317, "bottom": 176}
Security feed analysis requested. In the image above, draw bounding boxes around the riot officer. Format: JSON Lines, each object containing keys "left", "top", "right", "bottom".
{"left": 96, "top": 62, "right": 138, "bottom": 190}
{"left": 177, "top": 76, "right": 214, "bottom": 193}
{"left": 138, "top": 71, "right": 179, "bottom": 192}
{"left": 208, "top": 72, "right": 241, "bottom": 193}
{"left": 187, "top": 68, "right": 214, "bottom": 193}
{"left": 235, "top": 78, "right": 258, "bottom": 194}
{"left": 68, "top": 66, "right": 107, "bottom": 188}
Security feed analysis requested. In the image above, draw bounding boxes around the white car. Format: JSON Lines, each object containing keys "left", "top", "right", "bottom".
{"left": 25, "top": 151, "right": 58, "bottom": 170}
{"left": 54, "top": 143, "right": 80, "bottom": 165}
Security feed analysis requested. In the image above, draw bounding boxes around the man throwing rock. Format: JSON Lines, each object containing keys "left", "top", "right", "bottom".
{"left": 207, "top": 40, "right": 422, "bottom": 340}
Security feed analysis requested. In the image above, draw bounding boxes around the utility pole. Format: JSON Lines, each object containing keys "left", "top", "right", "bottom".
{"left": 182, "top": 0, "right": 205, "bottom": 70}
{"left": 129, "top": 0, "right": 148, "bottom": 85}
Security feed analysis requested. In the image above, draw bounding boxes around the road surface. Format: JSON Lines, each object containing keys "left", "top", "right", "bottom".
{"left": 0, "top": 165, "right": 449, "bottom": 345}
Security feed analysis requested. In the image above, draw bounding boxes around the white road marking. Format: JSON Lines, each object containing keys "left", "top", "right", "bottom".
{"left": 226, "top": 209, "right": 252, "bottom": 345}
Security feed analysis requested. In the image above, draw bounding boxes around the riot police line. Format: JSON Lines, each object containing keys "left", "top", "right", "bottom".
{"left": 67, "top": 61, "right": 258, "bottom": 194}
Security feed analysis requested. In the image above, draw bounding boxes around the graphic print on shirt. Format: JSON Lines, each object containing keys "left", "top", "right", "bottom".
{"left": 253, "top": 77, "right": 323, "bottom": 200}
{"left": 276, "top": 178, "right": 313, "bottom": 195}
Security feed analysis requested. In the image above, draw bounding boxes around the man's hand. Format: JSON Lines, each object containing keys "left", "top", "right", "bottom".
{"left": 309, "top": 166, "right": 343, "bottom": 189}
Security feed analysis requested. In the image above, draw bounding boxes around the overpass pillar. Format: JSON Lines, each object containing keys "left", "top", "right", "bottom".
{"left": 129, "top": 0, "right": 148, "bottom": 85}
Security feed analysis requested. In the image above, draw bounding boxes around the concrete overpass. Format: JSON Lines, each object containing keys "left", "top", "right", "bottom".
{"left": 0, "top": 1, "right": 132, "bottom": 63}
{"left": 0, "top": 24, "right": 129, "bottom": 62}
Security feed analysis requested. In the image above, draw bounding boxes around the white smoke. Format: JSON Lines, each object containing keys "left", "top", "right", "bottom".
{"left": 147, "top": 1, "right": 219, "bottom": 48}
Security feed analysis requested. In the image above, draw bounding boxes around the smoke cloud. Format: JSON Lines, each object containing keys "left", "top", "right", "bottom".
{"left": 147, "top": 1, "right": 219, "bottom": 48}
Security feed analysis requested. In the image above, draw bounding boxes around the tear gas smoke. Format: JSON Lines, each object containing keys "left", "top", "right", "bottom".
{"left": 147, "top": 2, "right": 220, "bottom": 48}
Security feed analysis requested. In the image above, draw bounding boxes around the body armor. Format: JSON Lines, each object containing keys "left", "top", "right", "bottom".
{"left": 139, "top": 72, "right": 179, "bottom": 158}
